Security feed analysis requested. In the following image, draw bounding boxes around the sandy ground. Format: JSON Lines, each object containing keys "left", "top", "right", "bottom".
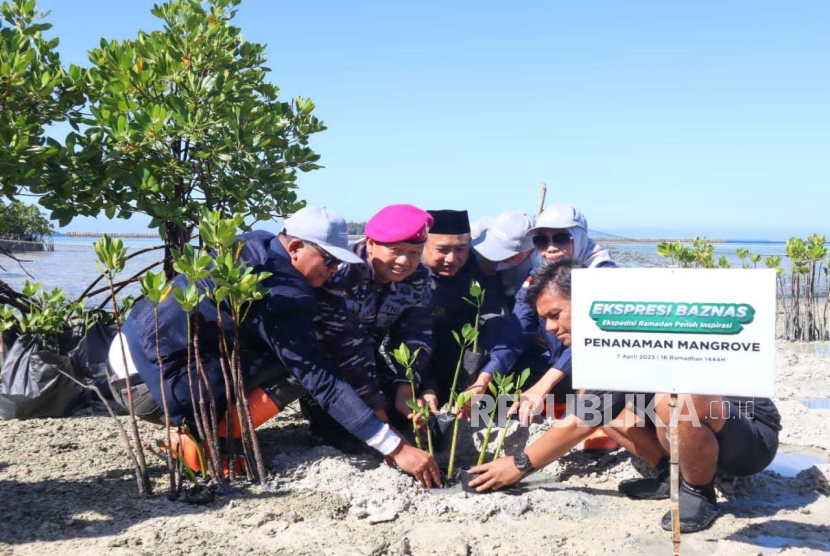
{"left": 1, "top": 343, "right": 830, "bottom": 555}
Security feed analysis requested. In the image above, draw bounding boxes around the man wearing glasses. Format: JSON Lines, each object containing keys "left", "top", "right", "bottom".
{"left": 459, "top": 204, "right": 619, "bottom": 451}
{"left": 109, "top": 206, "right": 442, "bottom": 487}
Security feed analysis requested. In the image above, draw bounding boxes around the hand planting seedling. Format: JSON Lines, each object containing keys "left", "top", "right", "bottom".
{"left": 392, "top": 342, "right": 425, "bottom": 449}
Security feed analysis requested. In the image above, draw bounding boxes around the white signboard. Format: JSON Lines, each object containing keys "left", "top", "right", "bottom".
{"left": 571, "top": 269, "right": 776, "bottom": 397}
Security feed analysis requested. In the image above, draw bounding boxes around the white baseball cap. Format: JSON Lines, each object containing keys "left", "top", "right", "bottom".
{"left": 525, "top": 203, "right": 588, "bottom": 236}
{"left": 282, "top": 206, "right": 363, "bottom": 264}
{"left": 473, "top": 211, "right": 535, "bottom": 262}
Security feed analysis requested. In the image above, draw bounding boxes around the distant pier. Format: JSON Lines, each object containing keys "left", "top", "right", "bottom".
{"left": 66, "top": 231, "right": 159, "bottom": 238}
{"left": 593, "top": 237, "right": 725, "bottom": 244}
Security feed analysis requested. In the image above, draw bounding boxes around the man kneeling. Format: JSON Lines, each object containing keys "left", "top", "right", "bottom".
{"left": 106, "top": 206, "right": 441, "bottom": 488}
{"left": 468, "top": 257, "right": 780, "bottom": 532}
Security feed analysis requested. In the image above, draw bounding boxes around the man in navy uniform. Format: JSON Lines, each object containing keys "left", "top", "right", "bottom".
{"left": 108, "top": 206, "right": 442, "bottom": 487}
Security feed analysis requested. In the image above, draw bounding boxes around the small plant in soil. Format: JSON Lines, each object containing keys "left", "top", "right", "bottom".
{"left": 139, "top": 270, "right": 177, "bottom": 497}
{"left": 200, "top": 209, "right": 272, "bottom": 484}
{"left": 446, "top": 390, "right": 474, "bottom": 478}
{"left": 491, "top": 368, "right": 531, "bottom": 461}
{"left": 477, "top": 370, "right": 517, "bottom": 465}
{"left": 173, "top": 243, "right": 223, "bottom": 483}
{"left": 391, "top": 342, "right": 425, "bottom": 450}
{"left": 94, "top": 235, "right": 152, "bottom": 495}
{"left": 448, "top": 322, "right": 479, "bottom": 406}
{"left": 461, "top": 279, "right": 485, "bottom": 354}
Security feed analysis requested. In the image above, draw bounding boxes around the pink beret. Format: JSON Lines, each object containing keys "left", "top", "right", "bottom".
{"left": 365, "top": 204, "right": 434, "bottom": 244}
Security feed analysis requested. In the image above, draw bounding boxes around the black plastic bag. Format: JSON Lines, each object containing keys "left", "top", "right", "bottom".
{"left": 460, "top": 350, "right": 488, "bottom": 391}
{"left": 0, "top": 334, "right": 88, "bottom": 420}
{"left": 69, "top": 323, "right": 116, "bottom": 396}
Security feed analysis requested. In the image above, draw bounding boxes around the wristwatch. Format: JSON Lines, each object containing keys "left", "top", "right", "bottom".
{"left": 513, "top": 451, "right": 535, "bottom": 474}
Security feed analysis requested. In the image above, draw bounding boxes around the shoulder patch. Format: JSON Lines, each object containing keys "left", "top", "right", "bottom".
{"left": 522, "top": 276, "right": 534, "bottom": 288}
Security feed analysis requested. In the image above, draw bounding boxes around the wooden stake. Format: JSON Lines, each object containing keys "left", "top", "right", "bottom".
{"left": 669, "top": 393, "right": 681, "bottom": 555}
{"left": 537, "top": 182, "right": 547, "bottom": 217}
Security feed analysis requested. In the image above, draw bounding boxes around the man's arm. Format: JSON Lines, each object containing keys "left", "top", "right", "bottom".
{"left": 479, "top": 275, "right": 539, "bottom": 377}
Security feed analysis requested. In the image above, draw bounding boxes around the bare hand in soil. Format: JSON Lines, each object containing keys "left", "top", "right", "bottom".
{"left": 390, "top": 443, "right": 443, "bottom": 488}
{"left": 469, "top": 457, "right": 524, "bottom": 492}
{"left": 456, "top": 377, "right": 490, "bottom": 420}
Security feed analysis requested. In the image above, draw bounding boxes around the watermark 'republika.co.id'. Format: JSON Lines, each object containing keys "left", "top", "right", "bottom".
{"left": 469, "top": 393, "right": 754, "bottom": 428}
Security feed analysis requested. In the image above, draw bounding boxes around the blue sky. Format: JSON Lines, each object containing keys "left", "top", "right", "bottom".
{"left": 34, "top": 0, "right": 830, "bottom": 239}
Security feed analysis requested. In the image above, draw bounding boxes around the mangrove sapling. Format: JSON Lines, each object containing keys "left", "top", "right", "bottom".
{"left": 173, "top": 244, "right": 223, "bottom": 482}
{"left": 462, "top": 280, "right": 486, "bottom": 355}
{"left": 492, "top": 368, "right": 531, "bottom": 461}
{"left": 94, "top": 235, "right": 151, "bottom": 495}
{"left": 172, "top": 280, "right": 218, "bottom": 482}
{"left": 718, "top": 257, "right": 731, "bottom": 269}
{"left": 448, "top": 323, "right": 479, "bottom": 406}
{"left": 477, "top": 370, "right": 516, "bottom": 466}
{"left": 750, "top": 254, "right": 762, "bottom": 269}
{"left": 406, "top": 401, "right": 434, "bottom": 456}
{"left": 201, "top": 209, "right": 272, "bottom": 483}
{"left": 210, "top": 248, "right": 272, "bottom": 484}
{"left": 139, "top": 270, "right": 177, "bottom": 497}
{"left": 392, "top": 343, "right": 425, "bottom": 449}
{"left": 446, "top": 390, "right": 474, "bottom": 479}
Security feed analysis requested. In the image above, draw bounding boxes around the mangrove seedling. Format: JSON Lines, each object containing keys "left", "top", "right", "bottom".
{"left": 139, "top": 270, "right": 177, "bottom": 497}
{"left": 94, "top": 235, "right": 151, "bottom": 495}
{"left": 406, "top": 400, "right": 434, "bottom": 456}
{"left": 173, "top": 244, "right": 223, "bottom": 482}
{"left": 446, "top": 390, "right": 474, "bottom": 478}
{"left": 491, "top": 368, "right": 531, "bottom": 461}
{"left": 477, "top": 370, "right": 516, "bottom": 465}
{"left": 462, "top": 280, "right": 485, "bottom": 354}
{"left": 392, "top": 342, "right": 424, "bottom": 449}
{"left": 448, "top": 322, "right": 479, "bottom": 406}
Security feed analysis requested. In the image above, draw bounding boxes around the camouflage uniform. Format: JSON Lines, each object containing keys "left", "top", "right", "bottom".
{"left": 315, "top": 240, "right": 435, "bottom": 410}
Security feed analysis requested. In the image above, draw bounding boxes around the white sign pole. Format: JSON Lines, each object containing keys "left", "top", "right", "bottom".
{"left": 669, "top": 393, "right": 681, "bottom": 555}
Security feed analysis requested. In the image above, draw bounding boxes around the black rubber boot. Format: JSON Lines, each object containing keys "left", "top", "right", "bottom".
{"left": 661, "top": 478, "right": 719, "bottom": 533}
{"left": 618, "top": 457, "right": 670, "bottom": 500}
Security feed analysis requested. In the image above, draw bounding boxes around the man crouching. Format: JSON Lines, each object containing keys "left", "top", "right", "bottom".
{"left": 106, "top": 206, "right": 442, "bottom": 488}
{"left": 468, "top": 257, "right": 780, "bottom": 532}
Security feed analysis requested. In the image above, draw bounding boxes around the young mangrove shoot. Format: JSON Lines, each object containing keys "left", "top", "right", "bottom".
{"left": 392, "top": 342, "right": 424, "bottom": 449}
{"left": 447, "top": 390, "right": 474, "bottom": 478}
{"left": 94, "top": 235, "right": 151, "bottom": 495}
{"left": 492, "top": 368, "right": 531, "bottom": 461}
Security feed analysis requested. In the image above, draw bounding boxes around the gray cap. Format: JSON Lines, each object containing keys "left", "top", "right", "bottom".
{"left": 473, "top": 211, "right": 535, "bottom": 262}
{"left": 525, "top": 203, "right": 588, "bottom": 236}
{"left": 282, "top": 206, "right": 363, "bottom": 264}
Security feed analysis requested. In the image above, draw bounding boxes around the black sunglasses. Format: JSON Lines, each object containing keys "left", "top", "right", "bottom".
{"left": 532, "top": 232, "right": 573, "bottom": 250}
{"left": 307, "top": 242, "right": 341, "bottom": 267}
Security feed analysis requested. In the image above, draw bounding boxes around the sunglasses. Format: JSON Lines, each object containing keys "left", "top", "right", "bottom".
{"left": 308, "top": 242, "right": 341, "bottom": 267}
{"left": 532, "top": 232, "right": 573, "bottom": 250}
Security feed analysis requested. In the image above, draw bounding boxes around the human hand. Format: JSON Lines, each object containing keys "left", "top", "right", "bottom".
{"left": 389, "top": 443, "right": 443, "bottom": 488}
{"left": 468, "top": 456, "right": 525, "bottom": 492}
{"left": 419, "top": 390, "right": 439, "bottom": 416}
{"left": 456, "top": 372, "right": 492, "bottom": 420}
{"left": 507, "top": 378, "right": 550, "bottom": 426}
